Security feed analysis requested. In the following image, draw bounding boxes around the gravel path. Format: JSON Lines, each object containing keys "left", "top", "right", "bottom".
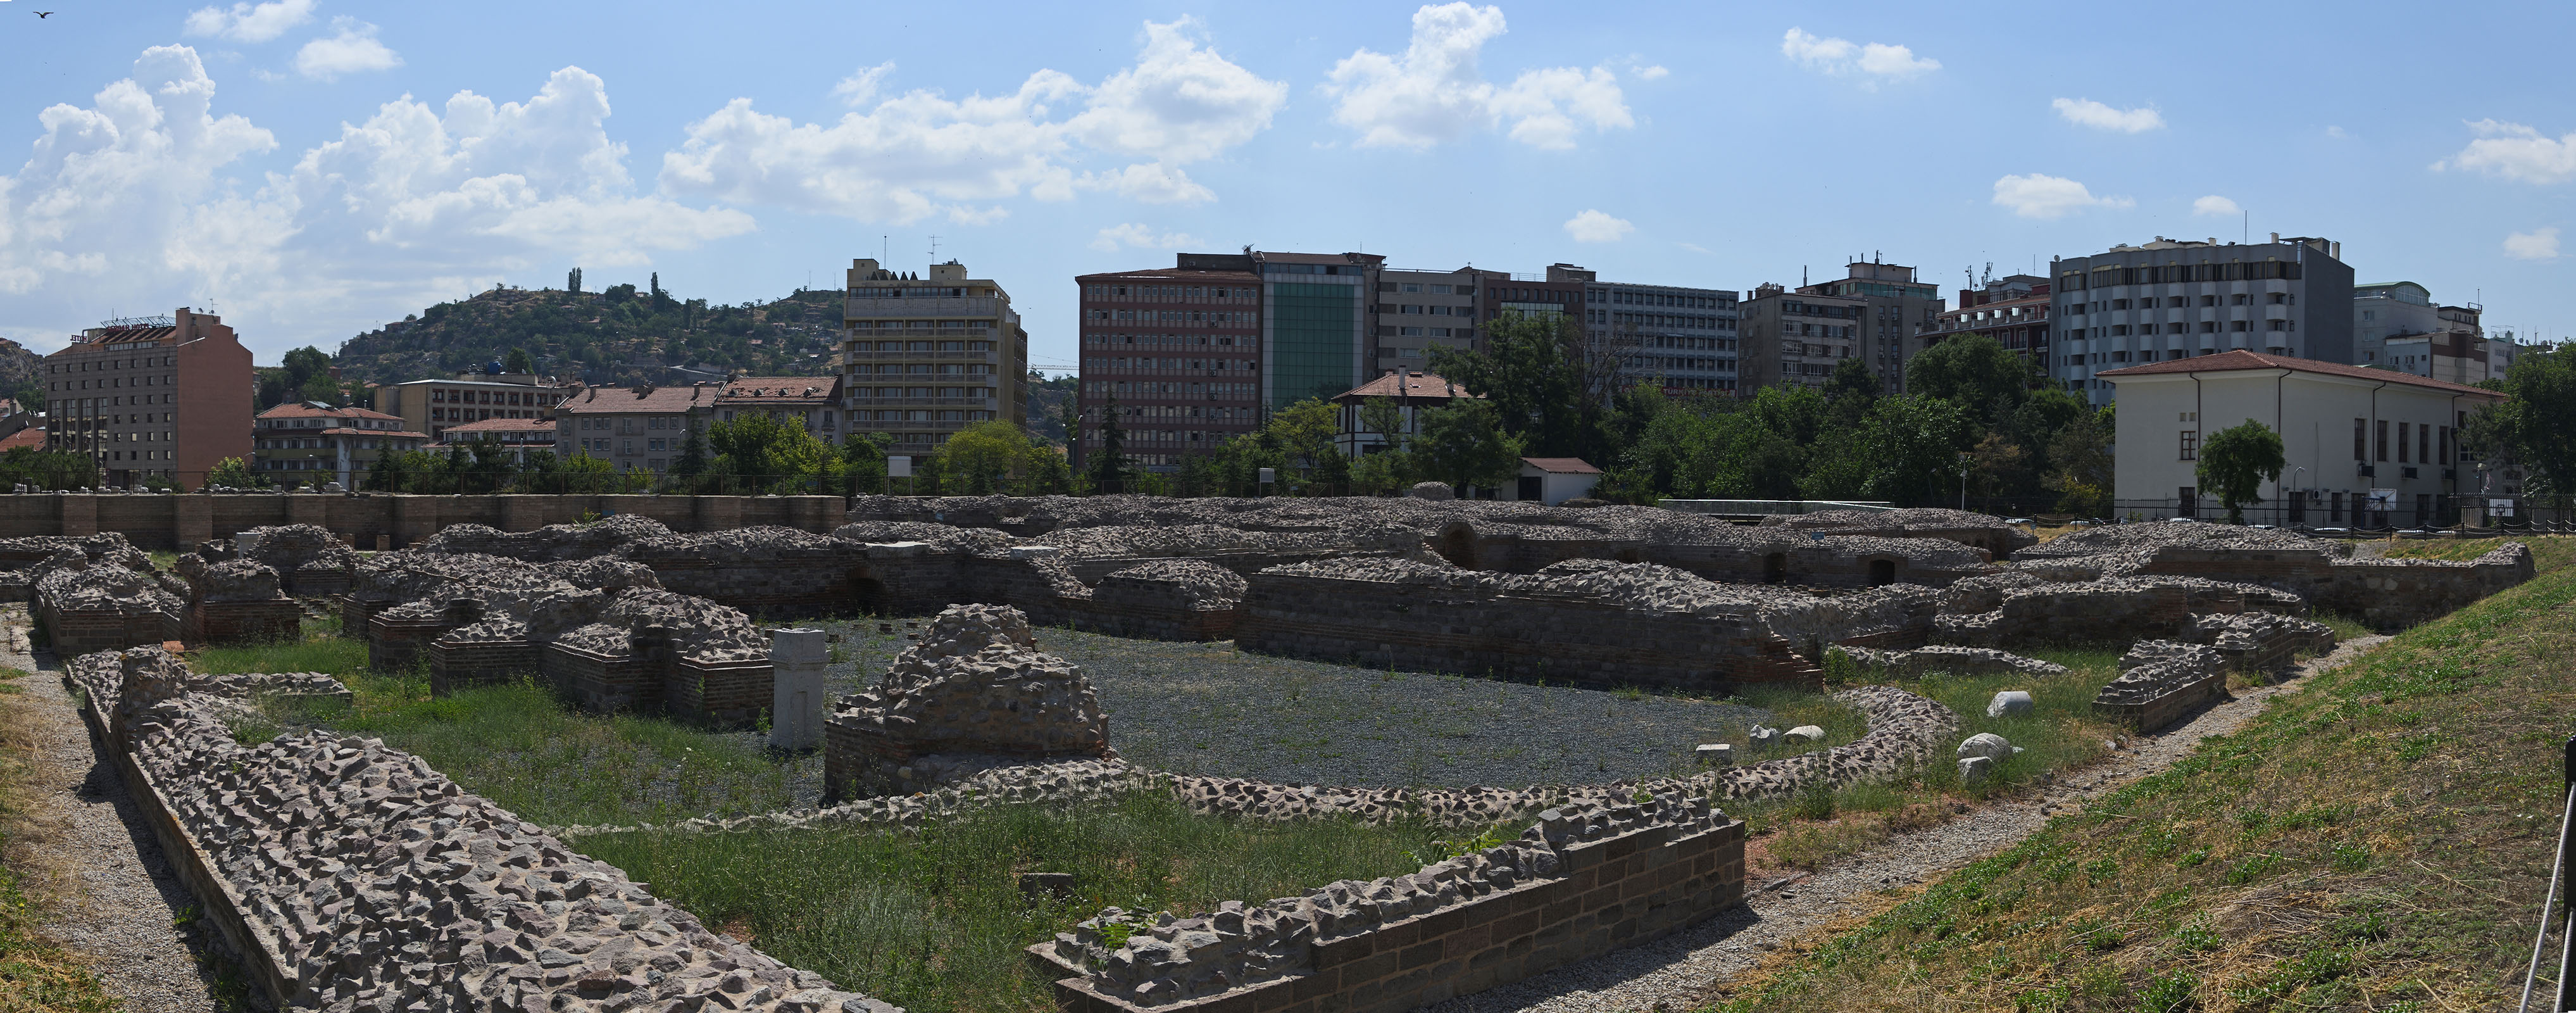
{"left": 803, "top": 619, "right": 1775, "bottom": 790}
{"left": 1425, "top": 634, "right": 2394, "bottom": 1013}
{"left": 4, "top": 612, "right": 244, "bottom": 1012}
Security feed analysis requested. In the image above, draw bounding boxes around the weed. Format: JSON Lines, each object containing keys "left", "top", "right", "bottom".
{"left": 2328, "top": 838, "right": 2373, "bottom": 872}
{"left": 2171, "top": 915, "right": 2222, "bottom": 953}
{"left": 2135, "top": 970, "right": 2197, "bottom": 1012}
{"left": 2222, "top": 852, "right": 2281, "bottom": 885}
{"left": 1789, "top": 779, "right": 1835, "bottom": 821}
{"left": 2173, "top": 846, "right": 2210, "bottom": 869}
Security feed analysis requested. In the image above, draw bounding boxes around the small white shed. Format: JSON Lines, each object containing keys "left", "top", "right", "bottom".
{"left": 1509, "top": 458, "right": 1601, "bottom": 505}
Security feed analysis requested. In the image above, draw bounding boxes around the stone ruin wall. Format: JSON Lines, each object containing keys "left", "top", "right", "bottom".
{"left": 2138, "top": 542, "right": 2534, "bottom": 630}
{"left": 66, "top": 646, "right": 900, "bottom": 1013}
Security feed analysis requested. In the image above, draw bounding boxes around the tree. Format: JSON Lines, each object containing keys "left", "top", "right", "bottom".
{"left": 2044, "top": 405, "right": 2115, "bottom": 515}
{"left": 567, "top": 267, "right": 583, "bottom": 294}
{"left": 1822, "top": 357, "right": 1881, "bottom": 405}
{"left": 0, "top": 448, "right": 94, "bottom": 491}
{"left": 206, "top": 456, "right": 266, "bottom": 489}
{"left": 2196, "top": 419, "right": 2285, "bottom": 524}
{"left": 1428, "top": 310, "right": 1612, "bottom": 462}
{"left": 1087, "top": 396, "right": 1128, "bottom": 493}
{"left": 1908, "top": 334, "right": 2032, "bottom": 421}
{"left": 840, "top": 432, "right": 891, "bottom": 494}
{"left": 1358, "top": 396, "right": 1408, "bottom": 453}
{"left": 504, "top": 348, "right": 534, "bottom": 374}
{"left": 1348, "top": 449, "right": 1416, "bottom": 496}
{"left": 934, "top": 420, "right": 1035, "bottom": 494}
{"left": 1266, "top": 398, "right": 1342, "bottom": 490}
{"left": 707, "top": 412, "right": 834, "bottom": 493}
{"left": 1415, "top": 399, "right": 1525, "bottom": 494}
{"left": 2463, "top": 344, "right": 2576, "bottom": 495}
{"left": 671, "top": 420, "right": 710, "bottom": 479}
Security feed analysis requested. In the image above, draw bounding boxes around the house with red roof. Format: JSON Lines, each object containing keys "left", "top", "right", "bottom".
{"left": 253, "top": 401, "right": 429, "bottom": 488}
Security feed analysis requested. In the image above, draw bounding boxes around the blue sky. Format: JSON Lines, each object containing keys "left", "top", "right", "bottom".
{"left": 2, "top": 1, "right": 2572, "bottom": 373}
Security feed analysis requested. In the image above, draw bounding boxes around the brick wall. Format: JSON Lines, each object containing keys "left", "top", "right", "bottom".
{"left": 2139, "top": 542, "right": 2533, "bottom": 630}
{"left": 665, "top": 657, "right": 773, "bottom": 726}
{"left": 427, "top": 639, "right": 539, "bottom": 695}
{"left": 189, "top": 600, "right": 299, "bottom": 645}
{"left": 0, "top": 493, "right": 846, "bottom": 550}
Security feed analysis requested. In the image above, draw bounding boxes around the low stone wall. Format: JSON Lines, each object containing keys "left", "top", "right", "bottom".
{"left": 1935, "top": 576, "right": 2310, "bottom": 648}
{"left": 2184, "top": 612, "right": 2334, "bottom": 674}
{"left": 2092, "top": 641, "right": 2228, "bottom": 732}
{"left": 1035, "top": 795, "right": 1743, "bottom": 1013}
{"left": 65, "top": 647, "right": 896, "bottom": 1012}
{"left": 189, "top": 600, "right": 300, "bottom": 645}
{"left": 2138, "top": 542, "right": 2533, "bottom": 630}
{"left": 667, "top": 655, "right": 775, "bottom": 725}
{"left": 0, "top": 491, "right": 847, "bottom": 550}
{"left": 426, "top": 636, "right": 539, "bottom": 695}
{"left": 1837, "top": 645, "right": 2068, "bottom": 679}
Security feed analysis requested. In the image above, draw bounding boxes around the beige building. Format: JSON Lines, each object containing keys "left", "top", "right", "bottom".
{"left": 372, "top": 375, "right": 577, "bottom": 441}
{"left": 2101, "top": 350, "right": 2504, "bottom": 528}
{"left": 554, "top": 384, "right": 718, "bottom": 474}
{"left": 253, "top": 403, "right": 428, "bottom": 487}
{"left": 430, "top": 417, "right": 557, "bottom": 465}
{"left": 43, "top": 308, "right": 253, "bottom": 489}
{"left": 715, "top": 376, "right": 845, "bottom": 437}
{"left": 839, "top": 259, "right": 1029, "bottom": 458}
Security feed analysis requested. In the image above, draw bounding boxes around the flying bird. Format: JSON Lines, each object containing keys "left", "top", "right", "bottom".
{"left": 36, "top": 10, "right": 54, "bottom": 16}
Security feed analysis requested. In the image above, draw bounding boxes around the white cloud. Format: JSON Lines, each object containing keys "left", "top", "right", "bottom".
{"left": 294, "top": 17, "right": 402, "bottom": 81}
{"left": 661, "top": 18, "right": 1280, "bottom": 222}
{"left": 2325, "top": 125, "right": 2348, "bottom": 139}
{"left": 182, "top": 0, "right": 315, "bottom": 42}
{"left": 2505, "top": 227, "right": 2561, "bottom": 260}
{"left": 1323, "top": 3, "right": 1635, "bottom": 150}
{"left": 1780, "top": 28, "right": 1938, "bottom": 86}
{"left": 1563, "top": 209, "right": 1632, "bottom": 243}
{"left": 2439, "top": 119, "right": 2576, "bottom": 184}
{"left": 0, "top": 47, "right": 753, "bottom": 357}
{"left": 1990, "top": 173, "right": 2133, "bottom": 219}
{"left": 2052, "top": 97, "right": 2163, "bottom": 134}
{"left": 2192, "top": 194, "right": 2240, "bottom": 217}
{"left": 1089, "top": 222, "right": 1203, "bottom": 253}
{"left": 1635, "top": 65, "right": 1669, "bottom": 80}
{"left": 832, "top": 63, "right": 894, "bottom": 107}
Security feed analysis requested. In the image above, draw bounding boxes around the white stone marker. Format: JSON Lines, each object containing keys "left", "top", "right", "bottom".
{"left": 769, "top": 627, "right": 828, "bottom": 751}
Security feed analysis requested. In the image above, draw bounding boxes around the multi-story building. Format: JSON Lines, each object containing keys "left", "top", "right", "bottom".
{"left": 715, "top": 375, "right": 846, "bottom": 437}
{"left": 2351, "top": 282, "right": 2440, "bottom": 368}
{"left": 253, "top": 403, "right": 428, "bottom": 486}
{"left": 1073, "top": 260, "right": 1265, "bottom": 474}
{"left": 1734, "top": 283, "right": 1868, "bottom": 391}
{"left": 2052, "top": 234, "right": 2355, "bottom": 405}
{"left": 554, "top": 383, "right": 718, "bottom": 474}
{"left": 1916, "top": 274, "right": 2053, "bottom": 374}
{"left": 42, "top": 308, "right": 252, "bottom": 489}
{"left": 838, "top": 258, "right": 1030, "bottom": 461}
{"left": 1795, "top": 261, "right": 1944, "bottom": 393}
{"left": 1582, "top": 274, "right": 1741, "bottom": 394}
{"left": 430, "top": 417, "right": 557, "bottom": 465}
{"left": 1373, "top": 266, "right": 1487, "bottom": 377}
{"left": 1223, "top": 250, "right": 1386, "bottom": 411}
{"left": 372, "top": 374, "right": 575, "bottom": 442}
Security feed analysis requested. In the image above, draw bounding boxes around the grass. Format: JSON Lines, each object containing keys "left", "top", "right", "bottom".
{"left": 201, "top": 634, "right": 799, "bottom": 827}
{"left": 573, "top": 791, "right": 1452, "bottom": 1013}
{"left": 1699, "top": 536, "right": 2576, "bottom": 1012}
{"left": 0, "top": 665, "right": 124, "bottom": 1012}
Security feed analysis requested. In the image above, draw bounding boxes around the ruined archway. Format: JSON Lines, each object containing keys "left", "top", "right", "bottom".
{"left": 1867, "top": 558, "right": 1897, "bottom": 586}
{"left": 1432, "top": 522, "right": 1479, "bottom": 570}
{"left": 849, "top": 567, "right": 890, "bottom": 615}
{"left": 1763, "top": 552, "right": 1788, "bottom": 584}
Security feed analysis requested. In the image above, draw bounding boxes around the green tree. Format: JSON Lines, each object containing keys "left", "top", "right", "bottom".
{"left": 1428, "top": 310, "right": 1609, "bottom": 461}
{"left": 2044, "top": 405, "right": 2115, "bottom": 515}
{"left": 1087, "top": 397, "right": 1128, "bottom": 493}
{"left": 504, "top": 348, "right": 534, "bottom": 374}
{"left": 934, "top": 420, "right": 1036, "bottom": 494}
{"left": 1908, "top": 334, "right": 2032, "bottom": 421}
{"left": 1823, "top": 357, "right": 1882, "bottom": 405}
{"left": 1799, "top": 394, "right": 1972, "bottom": 505}
{"left": 0, "top": 448, "right": 94, "bottom": 491}
{"left": 1358, "top": 396, "right": 1409, "bottom": 453}
{"left": 1415, "top": 399, "right": 1525, "bottom": 494}
{"left": 707, "top": 412, "right": 834, "bottom": 494}
{"left": 840, "top": 432, "right": 891, "bottom": 494}
{"left": 672, "top": 419, "right": 710, "bottom": 479}
{"left": 2463, "top": 344, "right": 2576, "bottom": 494}
{"left": 1348, "top": 449, "right": 1416, "bottom": 495}
{"left": 567, "top": 266, "right": 583, "bottom": 293}
{"left": 1265, "top": 398, "right": 1344, "bottom": 491}
{"left": 205, "top": 456, "right": 267, "bottom": 489}
{"left": 2196, "top": 419, "right": 2285, "bottom": 524}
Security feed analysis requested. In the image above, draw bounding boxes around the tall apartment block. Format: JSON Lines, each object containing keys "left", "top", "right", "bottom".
{"left": 1735, "top": 284, "right": 1868, "bottom": 391}
{"left": 839, "top": 259, "right": 1029, "bottom": 458}
{"left": 2051, "top": 234, "right": 2354, "bottom": 405}
{"left": 1374, "top": 266, "right": 1488, "bottom": 377}
{"left": 1579, "top": 274, "right": 1741, "bottom": 394}
{"left": 1916, "top": 273, "right": 2053, "bottom": 372}
{"left": 1794, "top": 261, "right": 1944, "bottom": 393}
{"left": 2354, "top": 282, "right": 2494, "bottom": 384}
{"left": 42, "top": 308, "right": 252, "bottom": 489}
{"left": 1073, "top": 262, "right": 1265, "bottom": 473}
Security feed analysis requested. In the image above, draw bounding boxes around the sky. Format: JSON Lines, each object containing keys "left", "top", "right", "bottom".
{"left": 1, "top": 1, "right": 2573, "bottom": 374}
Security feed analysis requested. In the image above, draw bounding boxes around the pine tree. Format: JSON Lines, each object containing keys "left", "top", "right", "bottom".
{"left": 673, "top": 420, "right": 710, "bottom": 477}
{"left": 1088, "top": 397, "right": 1127, "bottom": 494}
{"left": 567, "top": 267, "right": 582, "bottom": 293}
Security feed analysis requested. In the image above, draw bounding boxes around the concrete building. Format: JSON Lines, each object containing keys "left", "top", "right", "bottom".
{"left": 2053, "top": 234, "right": 2356, "bottom": 405}
{"left": 1916, "top": 274, "right": 2053, "bottom": 374}
{"left": 1796, "top": 261, "right": 1945, "bottom": 393}
{"left": 715, "top": 376, "right": 845, "bottom": 437}
{"left": 2100, "top": 350, "right": 2503, "bottom": 527}
{"left": 1582, "top": 274, "right": 1740, "bottom": 394}
{"left": 554, "top": 383, "right": 718, "bottom": 474}
{"left": 371, "top": 375, "right": 575, "bottom": 442}
{"left": 1510, "top": 458, "right": 1601, "bottom": 505}
{"left": 1330, "top": 370, "right": 1478, "bottom": 458}
{"left": 429, "top": 417, "right": 557, "bottom": 465}
{"left": 253, "top": 403, "right": 428, "bottom": 488}
{"left": 1373, "top": 266, "right": 1489, "bottom": 378}
{"left": 1224, "top": 249, "right": 1386, "bottom": 411}
{"left": 839, "top": 258, "right": 1030, "bottom": 461}
{"left": 42, "top": 308, "right": 253, "bottom": 489}
{"left": 1735, "top": 283, "right": 1868, "bottom": 391}
{"left": 2351, "top": 282, "right": 2439, "bottom": 368}
{"left": 1073, "top": 261, "right": 1265, "bottom": 474}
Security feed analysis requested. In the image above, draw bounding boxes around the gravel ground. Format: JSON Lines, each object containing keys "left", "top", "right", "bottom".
{"left": 4, "top": 610, "right": 246, "bottom": 1012}
{"left": 798, "top": 617, "right": 1777, "bottom": 790}
{"left": 1423, "top": 634, "right": 2394, "bottom": 1013}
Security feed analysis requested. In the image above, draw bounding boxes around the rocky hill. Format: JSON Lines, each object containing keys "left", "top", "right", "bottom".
{"left": 330, "top": 285, "right": 846, "bottom": 389}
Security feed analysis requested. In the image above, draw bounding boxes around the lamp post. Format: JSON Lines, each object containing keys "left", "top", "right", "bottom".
{"left": 1956, "top": 451, "right": 1973, "bottom": 511}
{"left": 2291, "top": 466, "right": 2306, "bottom": 526}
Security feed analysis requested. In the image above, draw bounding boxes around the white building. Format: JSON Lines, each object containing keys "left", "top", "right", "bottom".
{"left": 1510, "top": 458, "right": 1601, "bottom": 505}
{"left": 2053, "top": 235, "right": 2354, "bottom": 406}
{"left": 2101, "top": 350, "right": 2503, "bottom": 528}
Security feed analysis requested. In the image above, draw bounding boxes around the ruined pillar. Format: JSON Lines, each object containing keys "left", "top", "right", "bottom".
{"left": 768, "top": 627, "right": 827, "bottom": 751}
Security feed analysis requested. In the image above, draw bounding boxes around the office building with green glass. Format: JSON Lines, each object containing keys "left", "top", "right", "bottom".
{"left": 1237, "top": 250, "right": 1384, "bottom": 412}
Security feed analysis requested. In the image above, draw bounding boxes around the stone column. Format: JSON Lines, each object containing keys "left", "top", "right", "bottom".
{"left": 768, "top": 627, "right": 827, "bottom": 751}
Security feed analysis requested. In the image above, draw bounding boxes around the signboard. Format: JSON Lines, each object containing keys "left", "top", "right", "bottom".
{"left": 887, "top": 456, "right": 913, "bottom": 479}
{"left": 2490, "top": 498, "right": 2517, "bottom": 517}
{"left": 1258, "top": 467, "right": 1276, "bottom": 484}
{"left": 2367, "top": 488, "right": 2397, "bottom": 509}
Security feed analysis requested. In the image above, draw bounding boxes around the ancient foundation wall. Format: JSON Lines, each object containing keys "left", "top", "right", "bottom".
{"left": 41, "top": 607, "right": 177, "bottom": 655}
{"left": 1435, "top": 528, "right": 1987, "bottom": 589}
{"left": 426, "top": 638, "right": 539, "bottom": 695}
{"left": 187, "top": 600, "right": 300, "bottom": 645}
{"left": 0, "top": 493, "right": 846, "bottom": 550}
{"left": 2138, "top": 543, "right": 2533, "bottom": 629}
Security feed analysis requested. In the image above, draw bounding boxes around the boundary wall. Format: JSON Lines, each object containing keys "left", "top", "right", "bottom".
{"left": 0, "top": 493, "right": 844, "bottom": 550}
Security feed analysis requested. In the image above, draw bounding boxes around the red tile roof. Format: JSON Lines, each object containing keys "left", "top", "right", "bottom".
{"left": 1334, "top": 371, "right": 1479, "bottom": 401}
{"left": 2097, "top": 349, "right": 2504, "bottom": 397}
{"left": 321, "top": 428, "right": 429, "bottom": 438}
{"left": 0, "top": 428, "right": 44, "bottom": 452}
{"left": 1075, "top": 267, "right": 1263, "bottom": 284}
{"left": 439, "top": 417, "right": 557, "bottom": 434}
{"left": 558, "top": 384, "right": 718, "bottom": 415}
{"left": 716, "top": 377, "right": 839, "bottom": 405}
{"left": 258, "top": 402, "right": 402, "bottom": 421}
{"left": 1522, "top": 457, "right": 1601, "bottom": 474}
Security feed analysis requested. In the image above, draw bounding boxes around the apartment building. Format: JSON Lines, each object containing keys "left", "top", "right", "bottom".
{"left": 1917, "top": 274, "right": 2053, "bottom": 373}
{"left": 715, "top": 375, "right": 846, "bottom": 437}
{"left": 2354, "top": 284, "right": 2492, "bottom": 384}
{"left": 839, "top": 258, "right": 1030, "bottom": 460}
{"left": 1735, "top": 284, "right": 1868, "bottom": 391}
{"left": 1793, "top": 261, "right": 1944, "bottom": 393}
{"left": 372, "top": 375, "right": 575, "bottom": 441}
{"left": 1582, "top": 275, "right": 1741, "bottom": 394}
{"left": 430, "top": 417, "right": 556, "bottom": 465}
{"left": 253, "top": 402, "right": 427, "bottom": 487}
{"left": 554, "top": 383, "right": 718, "bottom": 474}
{"left": 1073, "top": 261, "right": 1265, "bottom": 473}
{"left": 42, "top": 308, "right": 252, "bottom": 489}
{"left": 1374, "top": 267, "right": 1485, "bottom": 377}
{"left": 2052, "top": 234, "right": 2356, "bottom": 405}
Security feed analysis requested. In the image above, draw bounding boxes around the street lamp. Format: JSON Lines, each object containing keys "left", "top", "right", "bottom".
{"left": 2290, "top": 466, "right": 2306, "bottom": 525}
{"left": 1956, "top": 451, "right": 1973, "bottom": 512}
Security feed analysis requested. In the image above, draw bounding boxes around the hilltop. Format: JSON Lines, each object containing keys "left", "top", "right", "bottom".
{"left": 330, "top": 284, "right": 846, "bottom": 389}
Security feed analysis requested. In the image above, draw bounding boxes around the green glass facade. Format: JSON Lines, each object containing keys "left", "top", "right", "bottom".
{"left": 1268, "top": 282, "right": 1361, "bottom": 408}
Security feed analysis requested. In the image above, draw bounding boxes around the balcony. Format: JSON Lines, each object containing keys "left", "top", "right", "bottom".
{"left": 844, "top": 296, "right": 1000, "bottom": 316}
{"left": 842, "top": 396, "right": 998, "bottom": 408}
{"left": 839, "top": 348, "right": 998, "bottom": 362}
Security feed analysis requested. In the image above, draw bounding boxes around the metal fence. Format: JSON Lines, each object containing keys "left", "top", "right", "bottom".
{"left": 2006, "top": 494, "right": 2576, "bottom": 532}
{"left": 2520, "top": 737, "right": 2576, "bottom": 1010}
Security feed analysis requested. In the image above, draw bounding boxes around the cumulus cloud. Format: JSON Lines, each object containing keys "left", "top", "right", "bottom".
{"left": 661, "top": 18, "right": 1281, "bottom": 222}
{"left": 182, "top": 0, "right": 315, "bottom": 42}
{"left": 1780, "top": 28, "right": 1938, "bottom": 86}
{"left": 2505, "top": 227, "right": 2561, "bottom": 260}
{"left": 1089, "top": 223, "right": 1203, "bottom": 253}
{"left": 2439, "top": 119, "right": 2576, "bottom": 183}
{"left": 1991, "top": 173, "right": 2132, "bottom": 219}
{"left": 1323, "top": 3, "right": 1635, "bottom": 150}
{"left": 1635, "top": 65, "right": 1669, "bottom": 80}
{"left": 0, "top": 46, "right": 752, "bottom": 356}
{"left": 2053, "top": 98, "right": 2163, "bottom": 133}
{"left": 294, "top": 17, "right": 403, "bottom": 81}
{"left": 2192, "top": 195, "right": 2241, "bottom": 217}
{"left": 1563, "top": 209, "right": 1632, "bottom": 243}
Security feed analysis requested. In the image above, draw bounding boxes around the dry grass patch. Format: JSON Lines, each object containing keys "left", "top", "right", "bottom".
{"left": 0, "top": 665, "right": 122, "bottom": 1012}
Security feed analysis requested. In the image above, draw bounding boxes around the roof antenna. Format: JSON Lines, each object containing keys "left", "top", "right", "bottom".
{"left": 928, "top": 234, "right": 941, "bottom": 261}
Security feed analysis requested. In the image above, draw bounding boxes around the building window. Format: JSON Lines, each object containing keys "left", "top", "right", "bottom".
{"left": 2375, "top": 420, "right": 2388, "bottom": 462}
{"left": 2179, "top": 431, "right": 2198, "bottom": 460}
